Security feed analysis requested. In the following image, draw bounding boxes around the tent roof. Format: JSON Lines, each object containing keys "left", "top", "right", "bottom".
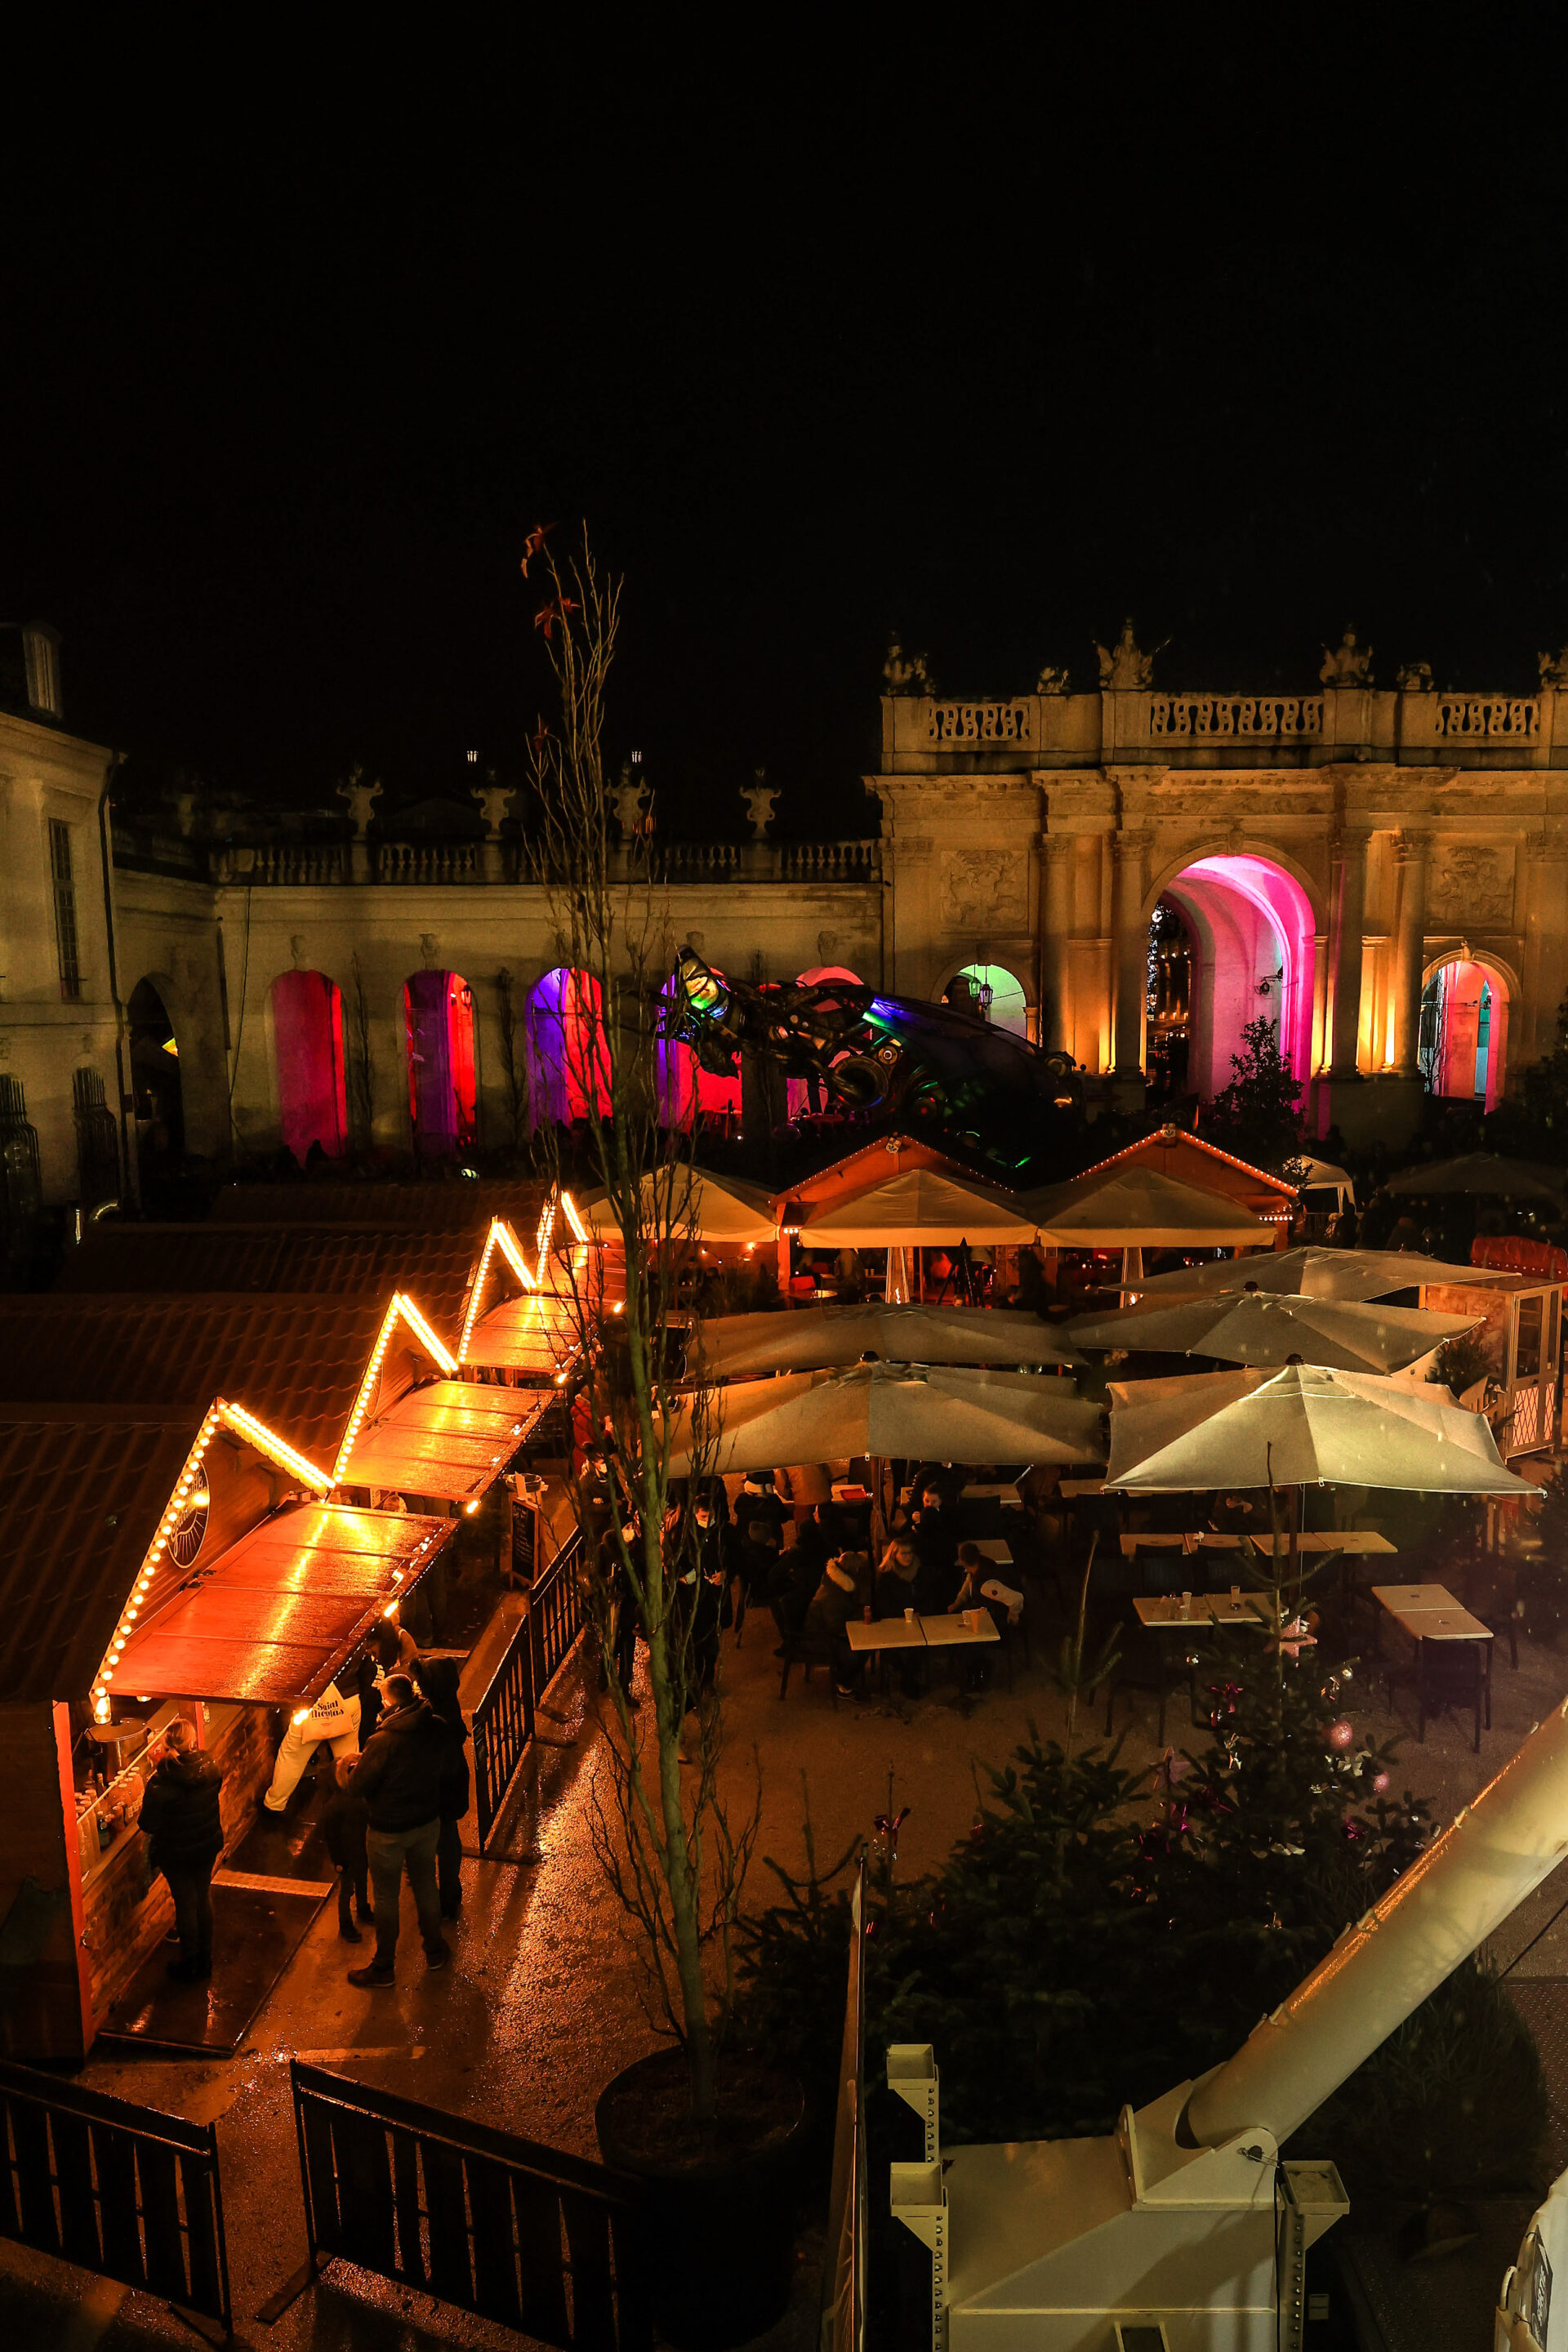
{"left": 800, "top": 1167, "right": 1039, "bottom": 1245}
{"left": 0, "top": 1411, "right": 199, "bottom": 1701}
{"left": 1026, "top": 1167, "right": 1275, "bottom": 1247}
{"left": 109, "top": 1502, "right": 456, "bottom": 1705}
{"left": 1073, "top": 1127, "right": 1299, "bottom": 1199}
{"left": 1124, "top": 1243, "right": 1518, "bottom": 1303}
{"left": 463, "top": 1290, "right": 581, "bottom": 1379}
{"left": 692, "top": 1303, "right": 1079, "bottom": 1379}
{"left": 669, "top": 1361, "right": 1104, "bottom": 1476}
{"left": 578, "top": 1169, "right": 778, "bottom": 1245}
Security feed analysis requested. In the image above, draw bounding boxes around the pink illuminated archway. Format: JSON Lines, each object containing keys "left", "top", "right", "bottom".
{"left": 658, "top": 969, "right": 742, "bottom": 1128}
{"left": 1160, "top": 855, "right": 1316, "bottom": 1100}
{"left": 272, "top": 970, "right": 348, "bottom": 1161}
{"left": 527, "top": 967, "right": 610, "bottom": 1125}
{"left": 1423, "top": 956, "right": 1510, "bottom": 1112}
{"left": 405, "top": 971, "right": 477, "bottom": 1155}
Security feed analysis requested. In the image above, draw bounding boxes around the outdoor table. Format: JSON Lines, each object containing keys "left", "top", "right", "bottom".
{"left": 1125, "top": 1591, "right": 1268, "bottom": 1738}
{"left": 845, "top": 1616, "right": 924, "bottom": 1650}
{"left": 832, "top": 1483, "right": 872, "bottom": 1504}
{"left": 1059, "top": 1478, "right": 1106, "bottom": 1499}
{"left": 1372, "top": 1583, "right": 1494, "bottom": 1751}
{"left": 961, "top": 1483, "right": 1022, "bottom": 1503}
{"left": 920, "top": 1610, "right": 1000, "bottom": 1649}
{"left": 969, "top": 1539, "right": 1013, "bottom": 1566}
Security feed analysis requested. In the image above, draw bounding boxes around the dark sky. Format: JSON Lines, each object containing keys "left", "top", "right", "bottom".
{"left": 5, "top": 18, "right": 1567, "bottom": 836}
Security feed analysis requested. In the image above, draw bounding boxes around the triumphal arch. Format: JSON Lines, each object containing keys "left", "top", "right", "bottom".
{"left": 875, "top": 625, "right": 1568, "bottom": 1143}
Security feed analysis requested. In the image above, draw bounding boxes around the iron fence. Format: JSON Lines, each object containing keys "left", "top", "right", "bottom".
{"left": 289, "top": 2060, "right": 649, "bottom": 2350}
{"left": 0, "top": 2058, "right": 230, "bottom": 2335}
{"left": 471, "top": 1529, "right": 586, "bottom": 1849}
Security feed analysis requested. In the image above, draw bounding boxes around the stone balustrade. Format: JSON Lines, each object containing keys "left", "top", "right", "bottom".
{"left": 1150, "top": 693, "right": 1323, "bottom": 739}
{"left": 1432, "top": 696, "right": 1539, "bottom": 740}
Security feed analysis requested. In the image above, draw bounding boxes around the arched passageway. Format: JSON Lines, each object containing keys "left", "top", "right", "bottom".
{"left": 128, "top": 979, "right": 184, "bottom": 1160}
{"left": 941, "top": 963, "right": 1028, "bottom": 1037}
{"left": 526, "top": 968, "right": 608, "bottom": 1126}
{"left": 658, "top": 968, "right": 742, "bottom": 1129}
{"left": 1421, "top": 957, "right": 1510, "bottom": 1111}
{"left": 1151, "top": 854, "right": 1316, "bottom": 1100}
{"left": 404, "top": 971, "right": 477, "bottom": 1155}
{"left": 272, "top": 969, "right": 348, "bottom": 1161}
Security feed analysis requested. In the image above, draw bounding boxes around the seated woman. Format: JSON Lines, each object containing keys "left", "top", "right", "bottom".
{"left": 803, "top": 1549, "right": 872, "bottom": 1696}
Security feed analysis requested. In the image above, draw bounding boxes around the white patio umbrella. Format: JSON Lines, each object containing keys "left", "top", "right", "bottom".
{"left": 577, "top": 1167, "right": 777, "bottom": 1245}
{"left": 666, "top": 1362, "right": 1104, "bottom": 1477}
{"left": 1066, "top": 1290, "right": 1484, "bottom": 1376}
{"left": 690, "top": 1302, "right": 1080, "bottom": 1379}
{"left": 1386, "top": 1154, "right": 1564, "bottom": 1202}
{"left": 797, "top": 1166, "right": 1040, "bottom": 1246}
{"left": 1120, "top": 1244, "right": 1516, "bottom": 1304}
{"left": 1104, "top": 1362, "right": 1531, "bottom": 1497}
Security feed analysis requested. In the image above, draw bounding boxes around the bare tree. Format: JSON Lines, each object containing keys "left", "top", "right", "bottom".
{"left": 525, "top": 526, "right": 757, "bottom": 2123}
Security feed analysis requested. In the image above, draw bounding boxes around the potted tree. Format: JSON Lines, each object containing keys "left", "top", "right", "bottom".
{"left": 525, "top": 529, "right": 804, "bottom": 2350}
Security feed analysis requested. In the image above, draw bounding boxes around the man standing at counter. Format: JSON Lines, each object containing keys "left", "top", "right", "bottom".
{"left": 138, "top": 1720, "right": 225, "bottom": 1983}
{"left": 344, "top": 1672, "right": 455, "bottom": 1986}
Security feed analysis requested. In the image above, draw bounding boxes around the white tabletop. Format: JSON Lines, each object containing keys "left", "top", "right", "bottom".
{"left": 920, "top": 1612, "right": 1000, "bottom": 1647}
{"left": 846, "top": 1617, "right": 924, "bottom": 1651}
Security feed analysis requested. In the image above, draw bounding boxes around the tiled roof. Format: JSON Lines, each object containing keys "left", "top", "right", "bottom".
{"left": 0, "top": 1410, "right": 197, "bottom": 1701}
{"left": 208, "top": 1181, "right": 550, "bottom": 1228}
{"left": 56, "top": 1227, "right": 483, "bottom": 1334}
{"left": 0, "top": 1294, "right": 396, "bottom": 1467}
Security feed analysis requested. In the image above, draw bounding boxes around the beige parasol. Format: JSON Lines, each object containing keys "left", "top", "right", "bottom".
{"left": 1120, "top": 1243, "right": 1517, "bottom": 1304}
{"left": 1066, "top": 1289, "right": 1483, "bottom": 1375}
{"left": 1103, "top": 1361, "right": 1531, "bottom": 1496}
{"left": 690, "top": 1302, "right": 1080, "bottom": 1379}
{"left": 665, "top": 1361, "right": 1104, "bottom": 1477}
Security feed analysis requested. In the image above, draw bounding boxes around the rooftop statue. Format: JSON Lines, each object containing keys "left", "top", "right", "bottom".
{"left": 883, "top": 632, "right": 934, "bottom": 697}
{"left": 335, "top": 764, "right": 382, "bottom": 837}
{"left": 1095, "top": 618, "right": 1160, "bottom": 690}
{"left": 1320, "top": 626, "right": 1374, "bottom": 688}
{"left": 1036, "top": 662, "right": 1071, "bottom": 694}
{"left": 1538, "top": 644, "right": 1568, "bottom": 689}
{"left": 1395, "top": 660, "right": 1435, "bottom": 692}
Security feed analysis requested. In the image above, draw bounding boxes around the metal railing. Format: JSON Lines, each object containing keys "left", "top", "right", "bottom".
{"left": 288, "top": 2059, "right": 649, "bottom": 2350}
{"left": 0, "top": 2058, "right": 230, "bottom": 2335}
{"left": 470, "top": 1530, "right": 586, "bottom": 1849}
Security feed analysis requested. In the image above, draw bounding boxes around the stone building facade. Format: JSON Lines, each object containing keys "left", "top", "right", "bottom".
{"left": 6, "top": 626, "right": 1568, "bottom": 1207}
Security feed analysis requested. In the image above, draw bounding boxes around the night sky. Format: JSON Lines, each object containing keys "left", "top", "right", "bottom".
{"left": 4, "top": 20, "right": 1566, "bottom": 837}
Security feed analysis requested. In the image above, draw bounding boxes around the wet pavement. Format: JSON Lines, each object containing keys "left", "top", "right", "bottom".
{"left": 9, "top": 1563, "right": 1568, "bottom": 2346}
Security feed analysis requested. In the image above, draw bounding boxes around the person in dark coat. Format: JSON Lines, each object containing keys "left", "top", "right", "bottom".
{"left": 768, "top": 1507, "right": 828, "bottom": 1644}
{"left": 319, "top": 1755, "right": 371, "bottom": 1940}
{"left": 804, "top": 1549, "right": 872, "bottom": 1695}
{"left": 342, "top": 1674, "right": 454, "bottom": 1984}
{"left": 414, "top": 1656, "right": 470, "bottom": 1922}
{"left": 137, "top": 1719, "right": 225, "bottom": 1981}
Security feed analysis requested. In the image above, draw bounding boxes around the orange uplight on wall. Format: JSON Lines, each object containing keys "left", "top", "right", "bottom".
{"left": 89, "top": 1397, "right": 335, "bottom": 1722}
{"left": 334, "top": 1292, "right": 459, "bottom": 1484}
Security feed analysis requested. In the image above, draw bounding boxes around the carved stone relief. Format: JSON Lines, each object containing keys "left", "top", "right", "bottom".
{"left": 942, "top": 849, "right": 1027, "bottom": 930}
{"left": 1428, "top": 844, "right": 1513, "bottom": 927}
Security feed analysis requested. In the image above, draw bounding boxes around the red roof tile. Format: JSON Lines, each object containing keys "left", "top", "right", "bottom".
{"left": 0, "top": 1294, "right": 396, "bottom": 1467}
{"left": 0, "top": 1411, "right": 197, "bottom": 1701}
{"left": 207, "top": 1181, "right": 549, "bottom": 1228}
{"left": 56, "top": 1228, "right": 483, "bottom": 1334}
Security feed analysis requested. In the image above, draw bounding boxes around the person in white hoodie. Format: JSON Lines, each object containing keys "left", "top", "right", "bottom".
{"left": 262, "top": 1680, "right": 362, "bottom": 1813}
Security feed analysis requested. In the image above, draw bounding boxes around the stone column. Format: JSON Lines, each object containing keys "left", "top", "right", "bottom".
{"left": 1040, "top": 835, "right": 1074, "bottom": 1054}
{"left": 1391, "top": 831, "right": 1432, "bottom": 1079}
{"left": 1328, "top": 828, "right": 1370, "bottom": 1077}
{"left": 1111, "top": 829, "right": 1151, "bottom": 1079}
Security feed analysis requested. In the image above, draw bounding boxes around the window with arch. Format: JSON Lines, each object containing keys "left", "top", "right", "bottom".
{"left": 526, "top": 968, "right": 609, "bottom": 1125}
{"left": 404, "top": 970, "right": 477, "bottom": 1155}
{"left": 1420, "top": 958, "right": 1509, "bottom": 1111}
{"left": 271, "top": 969, "right": 348, "bottom": 1162}
{"left": 942, "top": 962, "right": 1028, "bottom": 1036}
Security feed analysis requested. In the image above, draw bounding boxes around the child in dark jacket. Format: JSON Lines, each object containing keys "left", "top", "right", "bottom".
{"left": 318, "top": 1756, "right": 370, "bottom": 1940}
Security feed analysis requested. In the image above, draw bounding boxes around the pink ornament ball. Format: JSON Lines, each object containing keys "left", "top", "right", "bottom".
{"left": 1372, "top": 1770, "right": 1390, "bottom": 1795}
{"left": 1327, "top": 1718, "right": 1355, "bottom": 1752}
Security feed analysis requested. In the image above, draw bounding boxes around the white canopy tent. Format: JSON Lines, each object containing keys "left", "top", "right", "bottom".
{"left": 1104, "top": 1361, "right": 1532, "bottom": 1497}
{"left": 577, "top": 1167, "right": 777, "bottom": 1245}
{"left": 1025, "top": 1166, "right": 1276, "bottom": 1250}
{"left": 666, "top": 1361, "right": 1105, "bottom": 1477}
{"left": 1066, "top": 1290, "right": 1483, "bottom": 1376}
{"left": 690, "top": 1302, "right": 1080, "bottom": 1379}
{"left": 796, "top": 1167, "right": 1040, "bottom": 1247}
